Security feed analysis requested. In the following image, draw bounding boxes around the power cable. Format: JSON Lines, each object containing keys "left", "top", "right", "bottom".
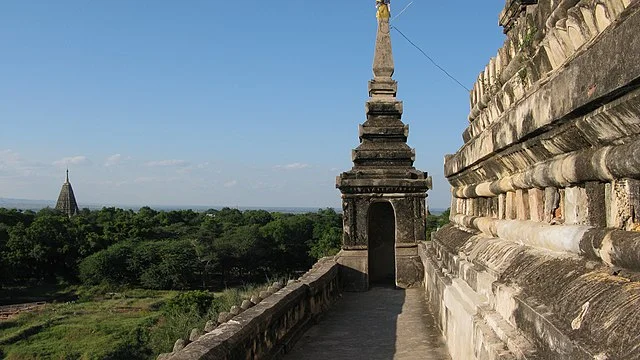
{"left": 391, "top": 26, "right": 471, "bottom": 92}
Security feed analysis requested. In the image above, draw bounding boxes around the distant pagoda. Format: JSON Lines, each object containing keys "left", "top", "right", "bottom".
{"left": 55, "top": 169, "right": 80, "bottom": 217}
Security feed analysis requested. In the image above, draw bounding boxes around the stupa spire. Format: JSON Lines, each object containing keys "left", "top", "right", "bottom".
{"left": 373, "top": 0, "right": 394, "bottom": 80}
{"left": 55, "top": 169, "right": 79, "bottom": 217}
{"left": 370, "top": 0, "right": 397, "bottom": 98}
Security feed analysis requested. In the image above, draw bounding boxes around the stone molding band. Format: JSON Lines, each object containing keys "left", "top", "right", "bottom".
{"left": 451, "top": 136, "right": 640, "bottom": 198}
{"left": 450, "top": 214, "right": 640, "bottom": 272}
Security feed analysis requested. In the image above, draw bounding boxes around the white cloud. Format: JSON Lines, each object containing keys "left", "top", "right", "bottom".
{"left": 104, "top": 154, "right": 128, "bottom": 167}
{"left": 146, "top": 159, "right": 190, "bottom": 167}
{"left": 0, "top": 149, "right": 22, "bottom": 166}
{"left": 0, "top": 150, "right": 48, "bottom": 178}
{"left": 53, "top": 156, "right": 91, "bottom": 167}
{"left": 224, "top": 180, "right": 238, "bottom": 188}
{"left": 275, "top": 162, "right": 311, "bottom": 170}
{"left": 134, "top": 177, "right": 156, "bottom": 184}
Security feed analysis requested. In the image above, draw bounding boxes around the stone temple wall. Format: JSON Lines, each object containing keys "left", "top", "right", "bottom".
{"left": 425, "top": 0, "right": 640, "bottom": 359}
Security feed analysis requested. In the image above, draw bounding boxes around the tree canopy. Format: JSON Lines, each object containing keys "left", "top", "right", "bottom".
{"left": 0, "top": 207, "right": 343, "bottom": 290}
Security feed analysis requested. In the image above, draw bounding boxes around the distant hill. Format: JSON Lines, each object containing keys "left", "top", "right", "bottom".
{"left": 0, "top": 198, "right": 340, "bottom": 214}
{"left": 0, "top": 198, "right": 56, "bottom": 210}
{"left": 429, "top": 208, "right": 448, "bottom": 215}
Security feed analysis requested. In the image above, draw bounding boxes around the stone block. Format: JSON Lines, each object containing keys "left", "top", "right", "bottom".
{"left": 586, "top": 182, "right": 607, "bottom": 227}
{"left": 544, "top": 187, "right": 561, "bottom": 223}
{"left": 189, "top": 328, "right": 203, "bottom": 342}
{"left": 516, "top": 189, "right": 530, "bottom": 220}
{"left": 505, "top": 192, "right": 516, "bottom": 220}
{"left": 229, "top": 306, "right": 241, "bottom": 316}
{"left": 606, "top": 180, "right": 637, "bottom": 229}
{"left": 528, "top": 188, "right": 545, "bottom": 222}
{"left": 336, "top": 249, "right": 368, "bottom": 292}
{"left": 395, "top": 245, "right": 418, "bottom": 257}
{"left": 272, "top": 281, "right": 283, "bottom": 291}
{"left": 498, "top": 194, "right": 506, "bottom": 219}
{"left": 240, "top": 300, "right": 253, "bottom": 311}
{"left": 204, "top": 320, "right": 217, "bottom": 332}
{"left": 217, "top": 312, "right": 232, "bottom": 324}
{"left": 173, "top": 339, "right": 187, "bottom": 352}
{"left": 250, "top": 295, "right": 262, "bottom": 305}
{"left": 396, "top": 255, "right": 424, "bottom": 288}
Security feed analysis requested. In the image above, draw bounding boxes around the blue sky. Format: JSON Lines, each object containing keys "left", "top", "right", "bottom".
{"left": 0, "top": 1, "right": 506, "bottom": 209}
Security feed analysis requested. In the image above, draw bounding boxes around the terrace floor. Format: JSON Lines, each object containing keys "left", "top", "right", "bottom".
{"left": 285, "top": 287, "right": 451, "bottom": 360}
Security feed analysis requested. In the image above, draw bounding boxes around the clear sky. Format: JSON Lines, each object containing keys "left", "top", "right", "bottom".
{"left": 0, "top": 1, "right": 506, "bottom": 209}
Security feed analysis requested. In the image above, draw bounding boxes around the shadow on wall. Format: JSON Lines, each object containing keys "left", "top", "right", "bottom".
{"left": 285, "top": 287, "right": 405, "bottom": 360}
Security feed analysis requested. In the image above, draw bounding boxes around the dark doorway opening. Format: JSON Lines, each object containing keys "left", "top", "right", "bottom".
{"left": 368, "top": 202, "right": 396, "bottom": 286}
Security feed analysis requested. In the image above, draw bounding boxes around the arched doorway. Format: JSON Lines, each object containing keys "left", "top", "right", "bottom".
{"left": 368, "top": 202, "right": 396, "bottom": 286}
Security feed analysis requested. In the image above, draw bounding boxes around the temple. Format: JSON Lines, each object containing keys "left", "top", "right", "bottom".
{"left": 55, "top": 169, "right": 80, "bottom": 217}
{"left": 335, "top": 10, "right": 432, "bottom": 291}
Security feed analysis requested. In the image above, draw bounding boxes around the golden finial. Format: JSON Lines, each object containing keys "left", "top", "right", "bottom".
{"left": 376, "top": 0, "right": 391, "bottom": 19}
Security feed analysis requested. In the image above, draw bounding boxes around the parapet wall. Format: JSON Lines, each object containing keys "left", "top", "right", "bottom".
{"left": 428, "top": 0, "right": 640, "bottom": 359}
{"left": 164, "top": 258, "right": 340, "bottom": 360}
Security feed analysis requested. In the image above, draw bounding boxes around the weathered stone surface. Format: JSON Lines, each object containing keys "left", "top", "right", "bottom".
{"left": 157, "top": 353, "right": 172, "bottom": 360}
{"left": 249, "top": 295, "right": 262, "bottom": 305}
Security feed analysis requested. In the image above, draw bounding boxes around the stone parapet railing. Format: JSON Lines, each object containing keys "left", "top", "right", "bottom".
{"left": 164, "top": 257, "right": 340, "bottom": 360}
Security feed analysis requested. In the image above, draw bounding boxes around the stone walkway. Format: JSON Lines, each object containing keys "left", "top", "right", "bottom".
{"left": 286, "top": 287, "right": 451, "bottom": 360}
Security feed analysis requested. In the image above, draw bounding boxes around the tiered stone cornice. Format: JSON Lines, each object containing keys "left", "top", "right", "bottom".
{"left": 337, "top": 17, "right": 430, "bottom": 195}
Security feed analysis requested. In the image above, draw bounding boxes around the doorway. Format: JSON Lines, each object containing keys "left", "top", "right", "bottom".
{"left": 368, "top": 202, "right": 396, "bottom": 286}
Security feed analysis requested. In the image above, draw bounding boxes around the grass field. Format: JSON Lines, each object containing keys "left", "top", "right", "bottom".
{"left": 0, "top": 289, "right": 175, "bottom": 360}
{"left": 0, "top": 285, "right": 267, "bottom": 360}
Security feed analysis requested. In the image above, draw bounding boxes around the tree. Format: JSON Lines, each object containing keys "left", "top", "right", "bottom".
{"left": 79, "top": 241, "right": 137, "bottom": 286}
{"left": 137, "top": 240, "right": 199, "bottom": 290}
{"left": 309, "top": 227, "right": 342, "bottom": 259}
{"left": 426, "top": 208, "right": 451, "bottom": 240}
{"left": 260, "top": 215, "right": 314, "bottom": 274}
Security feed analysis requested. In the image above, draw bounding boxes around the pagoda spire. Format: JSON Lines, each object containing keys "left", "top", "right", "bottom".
{"left": 370, "top": 1, "right": 397, "bottom": 98}
{"left": 55, "top": 169, "right": 79, "bottom": 217}
{"left": 334, "top": 2, "right": 431, "bottom": 291}
{"left": 373, "top": 7, "right": 394, "bottom": 80}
